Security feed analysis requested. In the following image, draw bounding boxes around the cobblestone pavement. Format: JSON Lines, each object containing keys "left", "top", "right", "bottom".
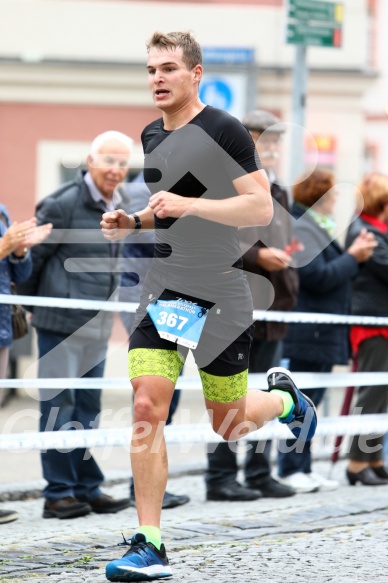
{"left": 0, "top": 461, "right": 387, "bottom": 582}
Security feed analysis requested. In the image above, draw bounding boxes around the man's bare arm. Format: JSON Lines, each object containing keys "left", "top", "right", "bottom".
{"left": 148, "top": 169, "right": 273, "bottom": 228}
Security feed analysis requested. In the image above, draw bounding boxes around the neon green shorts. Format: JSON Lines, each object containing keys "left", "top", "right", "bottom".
{"left": 128, "top": 348, "right": 248, "bottom": 403}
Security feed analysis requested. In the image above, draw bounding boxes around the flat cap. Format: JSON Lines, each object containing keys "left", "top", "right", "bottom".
{"left": 242, "top": 109, "right": 286, "bottom": 133}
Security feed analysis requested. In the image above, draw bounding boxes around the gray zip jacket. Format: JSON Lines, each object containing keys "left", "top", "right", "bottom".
{"left": 18, "top": 171, "right": 122, "bottom": 341}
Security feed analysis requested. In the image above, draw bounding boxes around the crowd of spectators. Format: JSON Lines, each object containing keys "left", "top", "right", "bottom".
{"left": 1, "top": 117, "right": 388, "bottom": 526}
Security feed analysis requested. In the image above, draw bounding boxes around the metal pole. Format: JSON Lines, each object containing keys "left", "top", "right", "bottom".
{"left": 246, "top": 58, "right": 257, "bottom": 114}
{"left": 289, "top": 44, "right": 308, "bottom": 188}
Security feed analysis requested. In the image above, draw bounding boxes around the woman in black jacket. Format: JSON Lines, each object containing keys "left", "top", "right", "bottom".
{"left": 346, "top": 172, "right": 388, "bottom": 486}
{"left": 278, "top": 168, "right": 376, "bottom": 493}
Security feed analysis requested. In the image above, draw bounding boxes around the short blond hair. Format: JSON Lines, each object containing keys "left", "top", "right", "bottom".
{"left": 357, "top": 172, "right": 388, "bottom": 217}
{"left": 146, "top": 31, "right": 202, "bottom": 70}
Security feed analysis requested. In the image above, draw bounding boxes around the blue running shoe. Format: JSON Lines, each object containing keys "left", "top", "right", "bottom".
{"left": 267, "top": 367, "right": 317, "bottom": 441}
{"left": 106, "top": 533, "right": 172, "bottom": 582}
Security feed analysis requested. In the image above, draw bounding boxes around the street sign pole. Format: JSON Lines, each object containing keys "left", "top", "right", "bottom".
{"left": 286, "top": 0, "right": 344, "bottom": 187}
{"left": 289, "top": 44, "right": 308, "bottom": 188}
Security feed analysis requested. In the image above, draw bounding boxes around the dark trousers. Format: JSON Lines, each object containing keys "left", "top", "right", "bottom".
{"left": 206, "top": 339, "right": 282, "bottom": 487}
{"left": 349, "top": 336, "right": 388, "bottom": 462}
{"left": 277, "top": 359, "right": 330, "bottom": 478}
{"left": 38, "top": 329, "right": 107, "bottom": 501}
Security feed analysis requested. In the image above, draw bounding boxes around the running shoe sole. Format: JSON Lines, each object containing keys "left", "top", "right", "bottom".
{"left": 106, "top": 564, "right": 172, "bottom": 581}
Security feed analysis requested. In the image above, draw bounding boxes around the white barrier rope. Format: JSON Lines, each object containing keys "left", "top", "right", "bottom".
{"left": 2, "top": 294, "right": 387, "bottom": 452}
{"left": 1, "top": 373, "right": 386, "bottom": 451}
{"left": 0, "top": 293, "right": 138, "bottom": 314}
{"left": 2, "top": 293, "right": 388, "bottom": 326}
{"left": 0, "top": 414, "right": 387, "bottom": 451}
{"left": 0, "top": 372, "right": 387, "bottom": 391}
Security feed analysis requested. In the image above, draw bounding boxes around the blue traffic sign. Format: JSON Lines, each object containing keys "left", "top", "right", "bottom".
{"left": 199, "top": 78, "right": 233, "bottom": 111}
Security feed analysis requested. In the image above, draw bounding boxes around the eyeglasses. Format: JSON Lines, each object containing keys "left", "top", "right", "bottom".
{"left": 92, "top": 154, "right": 130, "bottom": 169}
{"left": 250, "top": 132, "right": 283, "bottom": 146}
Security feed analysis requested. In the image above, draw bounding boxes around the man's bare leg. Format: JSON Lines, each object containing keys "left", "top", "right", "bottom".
{"left": 206, "top": 389, "right": 283, "bottom": 440}
{"left": 207, "top": 369, "right": 317, "bottom": 443}
{"left": 131, "top": 376, "right": 175, "bottom": 527}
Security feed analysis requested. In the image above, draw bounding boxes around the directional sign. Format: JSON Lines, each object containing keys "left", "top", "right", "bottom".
{"left": 287, "top": 21, "right": 342, "bottom": 47}
{"left": 286, "top": 0, "right": 344, "bottom": 47}
{"left": 289, "top": 0, "right": 340, "bottom": 21}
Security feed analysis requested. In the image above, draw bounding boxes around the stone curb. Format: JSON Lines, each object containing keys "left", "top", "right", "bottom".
{"left": 0, "top": 461, "right": 205, "bottom": 502}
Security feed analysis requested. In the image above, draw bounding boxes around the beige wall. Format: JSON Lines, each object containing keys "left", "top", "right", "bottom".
{"left": 1, "top": 0, "right": 370, "bottom": 70}
{"left": 0, "top": 0, "right": 377, "bottom": 222}
{"left": 363, "top": 0, "right": 388, "bottom": 174}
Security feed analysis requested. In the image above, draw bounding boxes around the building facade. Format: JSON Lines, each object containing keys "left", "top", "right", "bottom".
{"left": 0, "top": 0, "right": 381, "bottom": 224}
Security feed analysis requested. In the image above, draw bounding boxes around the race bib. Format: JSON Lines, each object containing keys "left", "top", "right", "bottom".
{"left": 147, "top": 292, "right": 211, "bottom": 349}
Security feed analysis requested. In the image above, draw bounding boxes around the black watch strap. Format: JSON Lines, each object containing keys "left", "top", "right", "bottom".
{"left": 131, "top": 213, "right": 142, "bottom": 233}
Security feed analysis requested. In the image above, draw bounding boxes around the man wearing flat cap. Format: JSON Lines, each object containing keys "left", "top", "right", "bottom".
{"left": 205, "top": 110, "right": 299, "bottom": 501}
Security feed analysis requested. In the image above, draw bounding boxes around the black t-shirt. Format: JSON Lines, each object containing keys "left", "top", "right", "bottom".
{"left": 141, "top": 106, "right": 261, "bottom": 280}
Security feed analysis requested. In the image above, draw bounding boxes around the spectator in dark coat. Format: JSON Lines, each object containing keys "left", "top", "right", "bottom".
{"left": 18, "top": 131, "right": 134, "bottom": 519}
{"left": 279, "top": 168, "right": 376, "bottom": 493}
{"left": 346, "top": 172, "right": 388, "bottom": 486}
{"left": 205, "top": 110, "right": 297, "bottom": 501}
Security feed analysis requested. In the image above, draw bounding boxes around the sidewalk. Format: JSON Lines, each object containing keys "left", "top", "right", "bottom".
{"left": 1, "top": 459, "right": 387, "bottom": 583}
{"left": 1, "top": 370, "right": 387, "bottom": 582}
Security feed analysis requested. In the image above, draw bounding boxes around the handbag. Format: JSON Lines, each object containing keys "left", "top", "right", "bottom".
{"left": 11, "top": 287, "right": 29, "bottom": 340}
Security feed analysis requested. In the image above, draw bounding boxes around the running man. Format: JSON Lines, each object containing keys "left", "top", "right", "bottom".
{"left": 101, "top": 31, "right": 317, "bottom": 582}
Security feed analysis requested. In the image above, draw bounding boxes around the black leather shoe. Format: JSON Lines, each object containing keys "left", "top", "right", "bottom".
{"left": 161, "top": 491, "right": 190, "bottom": 509}
{"left": 246, "top": 476, "right": 295, "bottom": 498}
{"left": 86, "top": 493, "right": 131, "bottom": 514}
{"left": 346, "top": 467, "right": 388, "bottom": 486}
{"left": 206, "top": 481, "right": 262, "bottom": 502}
{"left": 371, "top": 466, "right": 388, "bottom": 480}
{"left": 43, "top": 496, "right": 92, "bottom": 519}
{"left": 129, "top": 490, "right": 190, "bottom": 509}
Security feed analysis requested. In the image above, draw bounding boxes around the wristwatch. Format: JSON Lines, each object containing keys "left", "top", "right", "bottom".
{"left": 131, "top": 213, "right": 142, "bottom": 235}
